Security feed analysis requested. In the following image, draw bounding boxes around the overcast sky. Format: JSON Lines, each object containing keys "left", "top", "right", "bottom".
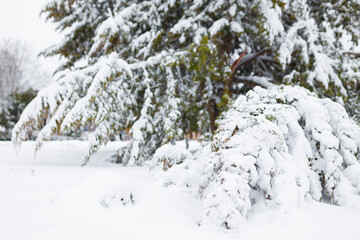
{"left": 0, "top": 0, "right": 62, "bottom": 87}
{"left": 0, "top": 0, "right": 60, "bottom": 53}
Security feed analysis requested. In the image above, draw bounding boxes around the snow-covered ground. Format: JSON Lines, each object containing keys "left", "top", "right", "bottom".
{"left": 1, "top": 141, "right": 359, "bottom": 240}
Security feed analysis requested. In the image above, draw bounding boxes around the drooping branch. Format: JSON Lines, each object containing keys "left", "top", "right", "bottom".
{"left": 200, "top": 85, "right": 360, "bottom": 229}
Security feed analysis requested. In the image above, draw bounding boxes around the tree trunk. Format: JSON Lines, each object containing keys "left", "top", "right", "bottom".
{"left": 207, "top": 98, "right": 219, "bottom": 134}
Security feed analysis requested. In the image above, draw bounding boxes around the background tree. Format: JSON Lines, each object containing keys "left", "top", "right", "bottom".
{"left": 0, "top": 39, "right": 49, "bottom": 140}
{"left": 0, "top": 39, "right": 32, "bottom": 102}
{"left": 0, "top": 89, "right": 38, "bottom": 140}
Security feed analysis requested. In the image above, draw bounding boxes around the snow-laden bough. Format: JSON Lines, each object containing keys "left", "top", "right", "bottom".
{"left": 199, "top": 85, "right": 360, "bottom": 229}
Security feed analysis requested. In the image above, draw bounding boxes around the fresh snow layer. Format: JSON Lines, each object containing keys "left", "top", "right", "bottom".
{"left": 0, "top": 141, "right": 360, "bottom": 240}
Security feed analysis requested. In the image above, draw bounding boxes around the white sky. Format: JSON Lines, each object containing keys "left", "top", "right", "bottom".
{"left": 0, "top": 0, "right": 60, "bottom": 54}
{"left": 0, "top": 0, "right": 62, "bottom": 88}
{"left": 0, "top": 0, "right": 64, "bottom": 89}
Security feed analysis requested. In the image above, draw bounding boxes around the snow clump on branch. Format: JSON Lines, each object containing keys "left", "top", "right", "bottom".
{"left": 199, "top": 85, "right": 360, "bottom": 229}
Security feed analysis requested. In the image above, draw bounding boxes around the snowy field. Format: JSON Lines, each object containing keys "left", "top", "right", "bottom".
{"left": 1, "top": 140, "right": 360, "bottom": 240}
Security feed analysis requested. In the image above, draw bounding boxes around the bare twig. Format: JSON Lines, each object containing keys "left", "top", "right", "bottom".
{"left": 231, "top": 48, "right": 272, "bottom": 75}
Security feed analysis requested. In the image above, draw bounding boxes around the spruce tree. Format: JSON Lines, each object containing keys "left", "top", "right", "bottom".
{"left": 13, "top": 0, "right": 359, "bottom": 164}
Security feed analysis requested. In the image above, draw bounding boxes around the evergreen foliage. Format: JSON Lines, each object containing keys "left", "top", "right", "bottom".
{"left": 0, "top": 89, "right": 37, "bottom": 140}
{"left": 199, "top": 85, "right": 360, "bottom": 229}
{"left": 13, "top": 0, "right": 359, "bottom": 164}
